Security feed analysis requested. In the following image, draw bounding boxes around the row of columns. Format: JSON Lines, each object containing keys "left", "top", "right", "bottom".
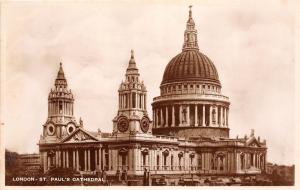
{"left": 48, "top": 100, "right": 73, "bottom": 116}
{"left": 44, "top": 147, "right": 105, "bottom": 172}
{"left": 109, "top": 148, "right": 199, "bottom": 172}
{"left": 238, "top": 153, "right": 265, "bottom": 171}
{"left": 119, "top": 92, "right": 146, "bottom": 110}
{"left": 153, "top": 104, "right": 228, "bottom": 128}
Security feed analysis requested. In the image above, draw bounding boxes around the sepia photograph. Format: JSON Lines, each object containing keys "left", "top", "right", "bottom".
{"left": 0, "top": 0, "right": 298, "bottom": 188}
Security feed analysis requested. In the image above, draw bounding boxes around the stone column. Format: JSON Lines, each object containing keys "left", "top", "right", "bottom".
{"left": 165, "top": 106, "right": 168, "bottom": 127}
{"left": 187, "top": 105, "right": 190, "bottom": 126}
{"left": 220, "top": 106, "right": 223, "bottom": 127}
{"left": 47, "top": 156, "right": 51, "bottom": 170}
{"left": 224, "top": 108, "right": 227, "bottom": 127}
{"left": 215, "top": 107, "right": 219, "bottom": 127}
{"left": 98, "top": 147, "right": 102, "bottom": 170}
{"left": 123, "top": 94, "right": 125, "bottom": 108}
{"left": 73, "top": 150, "right": 75, "bottom": 169}
{"left": 108, "top": 149, "right": 112, "bottom": 170}
{"left": 160, "top": 108, "right": 164, "bottom": 127}
{"left": 119, "top": 94, "right": 122, "bottom": 109}
{"left": 153, "top": 109, "right": 156, "bottom": 128}
{"left": 88, "top": 149, "right": 91, "bottom": 171}
{"left": 144, "top": 94, "right": 147, "bottom": 110}
{"left": 84, "top": 150, "right": 87, "bottom": 171}
{"left": 141, "top": 94, "right": 144, "bottom": 109}
{"left": 43, "top": 152, "right": 47, "bottom": 172}
{"left": 55, "top": 151, "right": 58, "bottom": 167}
{"left": 179, "top": 105, "right": 183, "bottom": 126}
{"left": 226, "top": 108, "right": 229, "bottom": 127}
{"left": 66, "top": 150, "right": 69, "bottom": 168}
{"left": 202, "top": 105, "right": 206, "bottom": 126}
{"left": 119, "top": 94, "right": 121, "bottom": 109}
{"left": 114, "top": 150, "right": 118, "bottom": 171}
{"left": 62, "top": 151, "right": 65, "bottom": 168}
{"left": 132, "top": 148, "right": 136, "bottom": 171}
{"left": 136, "top": 93, "right": 139, "bottom": 109}
{"left": 123, "top": 94, "right": 125, "bottom": 109}
{"left": 149, "top": 150, "right": 153, "bottom": 170}
{"left": 209, "top": 105, "right": 212, "bottom": 126}
{"left": 128, "top": 149, "right": 132, "bottom": 171}
{"left": 195, "top": 104, "right": 198, "bottom": 126}
{"left": 58, "top": 151, "right": 61, "bottom": 167}
{"left": 138, "top": 149, "right": 142, "bottom": 171}
{"left": 95, "top": 149, "right": 98, "bottom": 170}
{"left": 160, "top": 151, "right": 163, "bottom": 170}
{"left": 156, "top": 109, "right": 159, "bottom": 127}
{"left": 171, "top": 106, "right": 175, "bottom": 127}
{"left": 76, "top": 149, "right": 79, "bottom": 171}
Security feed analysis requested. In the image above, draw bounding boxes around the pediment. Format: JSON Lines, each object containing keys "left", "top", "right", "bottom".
{"left": 61, "top": 128, "right": 99, "bottom": 143}
{"left": 246, "top": 137, "right": 261, "bottom": 147}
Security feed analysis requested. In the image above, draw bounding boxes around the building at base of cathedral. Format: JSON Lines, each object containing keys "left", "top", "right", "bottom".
{"left": 38, "top": 7, "right": 267, "bottom": 178}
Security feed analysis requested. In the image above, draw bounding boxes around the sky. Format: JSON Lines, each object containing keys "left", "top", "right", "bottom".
{"left": 2, "top": 1, "right": 296, "bottom": 165}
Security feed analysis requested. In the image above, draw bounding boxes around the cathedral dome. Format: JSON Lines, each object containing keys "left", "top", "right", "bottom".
{"left": 161, "top": 50, "right": 220, "bottom": 86}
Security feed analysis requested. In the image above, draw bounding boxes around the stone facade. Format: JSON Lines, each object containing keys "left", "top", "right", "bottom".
{"left": 38, "top": 7, "right": 267, "bottom": 179}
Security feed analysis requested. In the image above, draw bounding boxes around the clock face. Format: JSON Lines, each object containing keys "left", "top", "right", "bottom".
{"left": 140, "top": 116, "right": 150, "bottom": 133}
{"left": 117, "top": 116, "right": 129, "bottom": 132}
{"left": 67, "top": 123, "right": 76, "bottom": 134}
{"left": 47, "top": 124, "right": 55, "bottom": 136}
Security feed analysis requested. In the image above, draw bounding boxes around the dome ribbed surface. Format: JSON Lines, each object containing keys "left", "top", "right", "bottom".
{"left": 161, "top": 50, "right": 220, "bottom": 85}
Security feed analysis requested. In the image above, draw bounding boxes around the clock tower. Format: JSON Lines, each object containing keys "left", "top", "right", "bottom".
{"left": 112, "top": 50, "right": 151, "bottom": 136}
{"left": 40, "top": 63, "right": 80, "bottom": 143}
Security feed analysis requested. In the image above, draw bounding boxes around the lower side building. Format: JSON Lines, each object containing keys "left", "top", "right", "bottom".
{"left": 39, "top": 128, "right": 267, "bottom": 177}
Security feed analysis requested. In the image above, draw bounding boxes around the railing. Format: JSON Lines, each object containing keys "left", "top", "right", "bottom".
{"left": 153, "top": 93, "right": 229, "bottom": 102}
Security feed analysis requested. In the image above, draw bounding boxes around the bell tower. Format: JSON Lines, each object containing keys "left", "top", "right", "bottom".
{"left": 40, "top": 63, "right": 79, "bottom": 143}
{"left": 112, "top": 50, "right": 151, "bottom": 136}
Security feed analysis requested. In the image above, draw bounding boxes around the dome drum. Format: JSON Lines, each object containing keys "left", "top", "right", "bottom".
{"left": 160, "top": 82, "right": 221, "bottom": 96}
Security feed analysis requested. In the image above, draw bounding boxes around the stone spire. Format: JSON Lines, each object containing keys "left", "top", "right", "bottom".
{"left": 55, "top": 62, "right": 68, "bottom": 87}
{"left": 127, "top": 50, "right": 138, "bottom": 70}
{"left": 182, "top": 5, "right": 199, "bottom": 51}
{"left": 57, "top": 62, "right": 65, "bottom": 79}
{"left": 126, "top": 50, "right": 139, "bottom": 76}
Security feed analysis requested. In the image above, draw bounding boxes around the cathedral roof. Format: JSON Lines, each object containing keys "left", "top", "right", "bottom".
{"left": 161, "top": 6, "right": 220, "bottom": 86}
{"left": 162, "top": 50, "right": 220, "bottom": 85}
